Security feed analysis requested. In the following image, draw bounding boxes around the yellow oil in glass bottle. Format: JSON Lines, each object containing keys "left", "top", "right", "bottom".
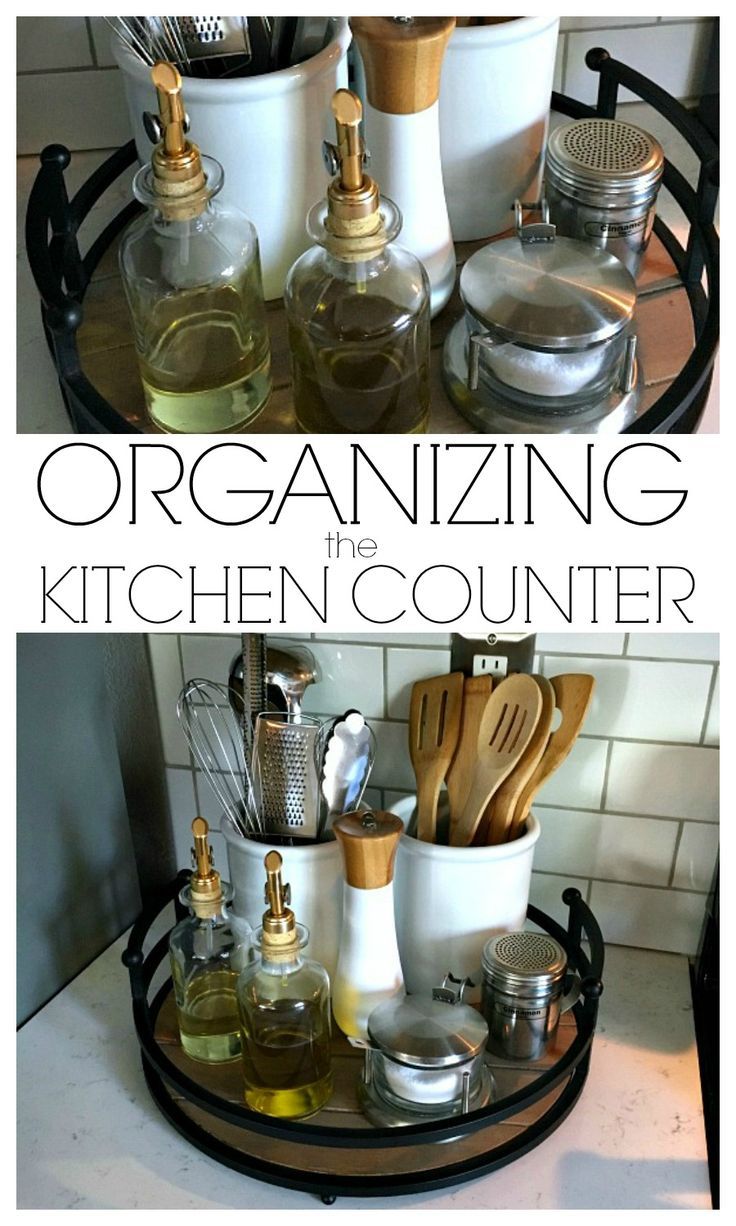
{"left": 285, "top": 89, "right": 430, "bottom": 433}
{"left": 168, "top": 818, "right": 241, "bottom": 1063}
{"left": 236, "top": 851, "right": 333, "bottom": 1118}
{"left": 119, "top": 62, "right": 271, "bottom": 433}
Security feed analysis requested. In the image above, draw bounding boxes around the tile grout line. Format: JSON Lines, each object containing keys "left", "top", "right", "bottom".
{"left": 698, "top": 662, "right": 719, "bottom": 745}
{"left": 532, "top": 868, "right": 709, "bottom": 896}
{"left": 668, "top": 821, "right": 685, "bottom": 889}
{"left": 599, "top": 738, "right": 614, "bottom": 813}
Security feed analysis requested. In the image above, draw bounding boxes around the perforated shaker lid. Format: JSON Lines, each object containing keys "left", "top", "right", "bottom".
{"left": 482, "top": 931, "right": 568, "bottom": 993}
{"left": 546, "top": 118, "right": 664, "bottom": 200}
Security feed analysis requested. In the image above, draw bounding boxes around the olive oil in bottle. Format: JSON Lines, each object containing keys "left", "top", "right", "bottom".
{"left": 119, "top": 61, "right": 271, "bottom": 433}
{"left": 169, "top": 818, "right": 242, "bottom": 1063}
{"left": 237, "top": 852, "right": 333, "bottom": 1118}
{"left": 284, "top": 88, "right": 430, "bottom": 434}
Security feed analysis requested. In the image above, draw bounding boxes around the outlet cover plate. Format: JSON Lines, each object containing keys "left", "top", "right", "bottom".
{"left": 450, "top": 633, "right": 536, "bottom": 681}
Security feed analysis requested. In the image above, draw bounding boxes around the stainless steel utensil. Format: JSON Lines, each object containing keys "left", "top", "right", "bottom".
{"left": 318, "top": 711, "right": 376, "bottom": 837}
{"left": 252, "top": 712, "right": 322, "bottom": 840}
{"left": 229, "top": 642, "right": 318, "bottom": 720}
{"left": 177, "top": 678, "right": 261, "bottom": 839}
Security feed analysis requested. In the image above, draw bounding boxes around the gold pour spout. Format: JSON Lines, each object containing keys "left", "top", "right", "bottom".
{"left": 152, "top": 60, "right": 188, "bottom": 159}
{"left": 188, "top": 817, "right": 223, "bottom": 914}
{"left": 331, "top": 89, "right": 365, "bottom": 193}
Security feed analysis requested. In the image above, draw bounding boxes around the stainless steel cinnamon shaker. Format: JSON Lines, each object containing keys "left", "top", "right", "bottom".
{"left": 481, "top": 931, "right": 581, "bottom": 1060}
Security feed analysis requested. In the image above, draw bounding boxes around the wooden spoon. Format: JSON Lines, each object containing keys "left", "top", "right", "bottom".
{"left": 506, "top": 673, "right": 596, "bottom": 841}
{"left": 409, "top": 673, "right": 464, "bottom": 843}
{"left": 446, "top": 674, "right": 495, "bottom": 839}
{"left": 451, "top": 673, "right": 543, "bottom": 848}
{"left": 484, "top": 675, "right": 555, "bottom": 845}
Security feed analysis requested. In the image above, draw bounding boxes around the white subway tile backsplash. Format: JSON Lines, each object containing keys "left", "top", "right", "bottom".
{"left": 148, "top": 635, "right": 187, "bottom": 766}
{"left": 704, "top": 670, "right": 719, "bottom": 746}
{"left": 565, "top": 20, "right": 716, "bottom": 105}
{"left": 17, "top": 17, "right": 93, "bottom": 72}
{"left": 313, "top": 633, "right": 451, "bottom": 647}
{"left": 589, "top": 881, "right": 707, "bottom": 955}
{"left": 386, "top": 648, "right": 452, "bottom": 720}
{"left": 302, "top": 642, "right": 384, "bottom": 720}
{"left": 626, "top": 633, "right": 719, "bottom": 661}
{"left": 370, "top": 721, "right": 415, "bottom": 792}
{"left": 17, "top": 69, "right": 130, "bottom": 156}
{"left": 89, "top": 17, "right": 120, "bottom": 68}
{"left": 529, "top": 873, "right": 586, "bottom": 930}
{"left": 180, "top": 635, "right": 242, "bottom": 688}
{"left": 560, "top": 18, "right": 658, "bottom": 32}
{"left": 537, "top": 633, "right": 625, "bottom": 655}
{"left": 533, "top": 808, "right": 678, "bottom": 887}
{"left": 672, "top": 823, "right": 719, "bottom": 893}
{"left": 166, "top": 768, "right": 198, "bottom": 870}
{"left": 535, "top": 736, "right": 609, "bottom": 810}
{"left": 541, "top": 654, "right": 712, "bottom": 743}
{"left": 606, "top": 742, "right": 719, "bottom": 821}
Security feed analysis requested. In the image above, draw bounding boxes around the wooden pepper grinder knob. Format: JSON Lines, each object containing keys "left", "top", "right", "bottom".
{"left": 350, "top": 16, "right": 456, "bottom": 115}
{"left": 333, "top": 809, "right": 403, "bottom": 888}
{"left": 331, "top": 811, "right": 405, "bottom": 1039}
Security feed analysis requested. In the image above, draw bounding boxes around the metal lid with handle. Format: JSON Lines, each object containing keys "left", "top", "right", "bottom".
{"left": 460, "top": 199, "right": 637, "bottom": 350}
{"left": 366, "top": 974, "right": 489, "bottom": 1068}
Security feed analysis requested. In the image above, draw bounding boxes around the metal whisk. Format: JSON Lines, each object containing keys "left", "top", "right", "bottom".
{"left": 177, "top": 678, "right": 261, "bottom": 839}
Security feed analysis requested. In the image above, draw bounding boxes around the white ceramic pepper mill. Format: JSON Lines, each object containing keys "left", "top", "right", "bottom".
{"left": 351, "top": 16, "right": 457, "bottom": 318}
{"left": 332, "top": 810, "right": 405, "bottom": 1040}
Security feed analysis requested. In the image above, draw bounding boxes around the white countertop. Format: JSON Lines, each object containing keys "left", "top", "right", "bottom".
{"left": 17, "top": 929, "right": 711, "bottom": 1210}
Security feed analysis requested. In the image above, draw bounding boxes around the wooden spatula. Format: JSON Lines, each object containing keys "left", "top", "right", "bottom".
{"left": 451, "top": 673, "right": 543, "bottom": 848}
{"left": 484, "top": 675, "right": 555, "bottom": 845}
{"left": 446, "top": 674, "right": 495, "bottom": 838}
{"left": 409, "top": 672, "right": 464, "bottom": 843}
{"left": 506, "top": 673, "right": 596, "bottom": 841}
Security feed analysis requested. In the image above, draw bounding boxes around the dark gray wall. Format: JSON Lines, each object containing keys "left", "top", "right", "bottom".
{"left": 17, "top": 635, "right": 143, "bottom": 1025}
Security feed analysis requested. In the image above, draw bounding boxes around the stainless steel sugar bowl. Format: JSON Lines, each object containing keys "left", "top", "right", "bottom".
{"left": 545, "top": 118, "right": 664, "bottom": 276}
{"left": 481, "top": 931, "right": 581, "bottom": 1061}
{"left": 353, "top": 975, "right": 493, "bottom": 1127}
{"left": 442, "top": 202, "right": 640, "bottom": 433}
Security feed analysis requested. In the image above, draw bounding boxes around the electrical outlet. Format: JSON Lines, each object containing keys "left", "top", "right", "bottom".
{"left": 450, "top": 633, "right": 536, "bottom": 679}
{"left": 472, "top": 654, "right": 508, "bottom": 680}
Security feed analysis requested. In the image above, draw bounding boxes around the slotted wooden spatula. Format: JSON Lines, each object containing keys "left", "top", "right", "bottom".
{"left": 451, "top": 673, "right": 543, "bottom": 848}
{"left": 484, "top": 675, "right": 555, "bottom": 845}
{"left": 446, "top": 674, "right": 494, "bottom": 838}
{"left": 506, "top": 673, "right": 596, "bottom": 841}
{"left": 409, "top": 672, "right": 464, "bottom": 843}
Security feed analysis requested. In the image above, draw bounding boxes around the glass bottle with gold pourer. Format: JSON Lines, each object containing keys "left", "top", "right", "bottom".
{"left": 168, "top": 817, "right": 241, "bottom": 1063}
{"left": 236, "top": 851, "right": 333, "bottom": 1118}
{"left": 284, "top": 88, "right": 431, "bottom": 433}
{"left": 119, "top": 61, "right": 271, "bottom": 433}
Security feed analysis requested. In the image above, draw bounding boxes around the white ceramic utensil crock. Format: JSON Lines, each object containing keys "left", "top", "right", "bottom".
{"left": 390, "top": 797, "right": 541, "bottom": 1000}
{"left": 439, "top": 16, "right": 560, "bottom": 241}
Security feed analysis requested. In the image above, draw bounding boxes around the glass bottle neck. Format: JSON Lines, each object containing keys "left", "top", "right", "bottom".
{"left": 260, "top": 948, "right": 303, "bottom": 974}
{"left": 323, "top": 247, "right": 391, "bottom": 280}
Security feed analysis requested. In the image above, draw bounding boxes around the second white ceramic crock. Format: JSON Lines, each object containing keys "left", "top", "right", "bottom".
{"left": 439, "top": 17, "right": 560, "bottom": 241}
{"left": 113, "top": 19, "right": 351, "bottom": 300}
{"left": 390, "top": 797, "right": 541, "bottom": 998}
{"left": 221, "top": 821, "right": 343, "bottom": 980}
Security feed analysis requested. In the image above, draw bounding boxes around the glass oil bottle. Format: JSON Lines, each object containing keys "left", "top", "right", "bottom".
{"left": 168, "top": 818, "right": 241, "bottom": 1063}
{"left": 236, "top": 851, "right": 333, "bottom": 1118}
{"left": 284, "top": 88, "right": 431, "bottom": 433}
{"left": 119, "top": 61, "right": 271, "bottom": 433}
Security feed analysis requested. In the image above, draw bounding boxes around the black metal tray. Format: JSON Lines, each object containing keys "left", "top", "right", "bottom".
{"left": 26, "top": 48, "right": 718, "bottom": 434}
{"left": 123, "top": 874, "right": 605, "bottom": 1203}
